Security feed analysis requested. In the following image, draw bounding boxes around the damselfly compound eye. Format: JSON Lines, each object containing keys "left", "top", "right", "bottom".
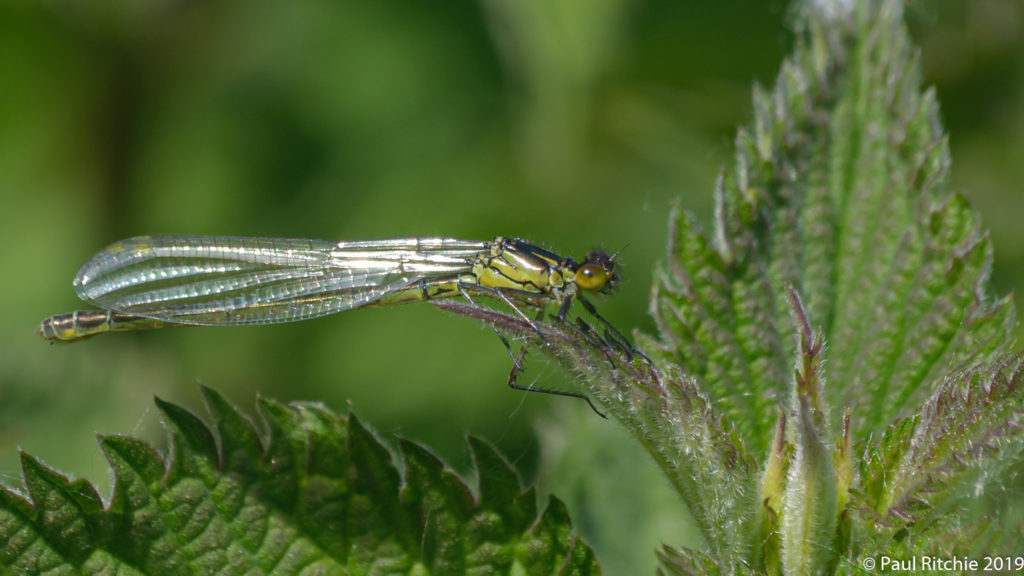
{"left": 575, "top": 264, "right": 608, "bottom": 291}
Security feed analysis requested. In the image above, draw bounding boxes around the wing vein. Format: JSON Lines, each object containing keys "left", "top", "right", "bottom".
{"left": 73, "top": 235, "right": 486, "bottom": 326}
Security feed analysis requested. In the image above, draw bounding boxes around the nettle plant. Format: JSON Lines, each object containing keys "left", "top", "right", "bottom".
{"left": 4, "top": 0, "right": 1023, "bottom": 574}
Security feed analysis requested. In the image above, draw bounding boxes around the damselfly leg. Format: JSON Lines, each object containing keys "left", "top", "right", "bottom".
{"left": 455, "top": 281, "right": 609, "bottom": 416}
{"left": 506, "top": 347, "right": 606, "bottom": 418}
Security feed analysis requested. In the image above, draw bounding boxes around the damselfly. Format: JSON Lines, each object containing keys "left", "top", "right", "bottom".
{"left": 38, "top": 235, "right": 632, "bottom": 413}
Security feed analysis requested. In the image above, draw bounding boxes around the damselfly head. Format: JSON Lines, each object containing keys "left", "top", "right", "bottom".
{"left": 575, "top": 251, "right": 619, "bottom": 294}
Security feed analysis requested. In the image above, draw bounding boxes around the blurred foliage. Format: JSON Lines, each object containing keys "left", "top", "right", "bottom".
{"left": 0, "top": 0, "right": 1020, "bottom": 574}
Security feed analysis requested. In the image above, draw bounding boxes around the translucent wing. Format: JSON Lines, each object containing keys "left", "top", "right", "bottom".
{"left": 73, "top": 235, "right": 487, "bottom": 326}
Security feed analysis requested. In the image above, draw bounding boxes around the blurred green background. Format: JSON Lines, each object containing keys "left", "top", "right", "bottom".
{"left": 1, "top": 0, "right": 1021, "bottom": 573}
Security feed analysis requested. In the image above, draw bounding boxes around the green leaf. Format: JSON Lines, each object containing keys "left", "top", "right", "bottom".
{"left": 19, "top": 452, "right": 100, "bottom": 565}
{"left": 855, "top": 353, "right": 1024, "bottom": 547}
{"left": 779, "top": 292, "right": 839, "bottom": 576}
{"left": 642, "top": 0, "right": 1018, "bottom": 569}
{"left": 651, "top": 0, "right": 1014, "bottom": 454}
{"left": 0, "top": 392, "right": 600, "bottom": 575}
{"left": 441, "top": 0, "right": 1023, "bottom": 573}
{"left": 469, "top": 435, "right": 536, "bottom": 534}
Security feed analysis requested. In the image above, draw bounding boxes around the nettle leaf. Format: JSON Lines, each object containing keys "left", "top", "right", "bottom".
{"left": 0, "top": 388, "right": 599, "bottom": 575}
{"left": 856, "top": 354, "right": 1024, "bottom": 547}
{"left": 644, "top": 0, "right": 1019, "bottom": 571}
{"left": 650, "top": 0, "right": 1014, "bottom": 452}
{"left": 444, "top": 0, "right": 1022, "bottom": 573}
{"left": 778, "top": 291, "right": 839, "bottom": 576}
